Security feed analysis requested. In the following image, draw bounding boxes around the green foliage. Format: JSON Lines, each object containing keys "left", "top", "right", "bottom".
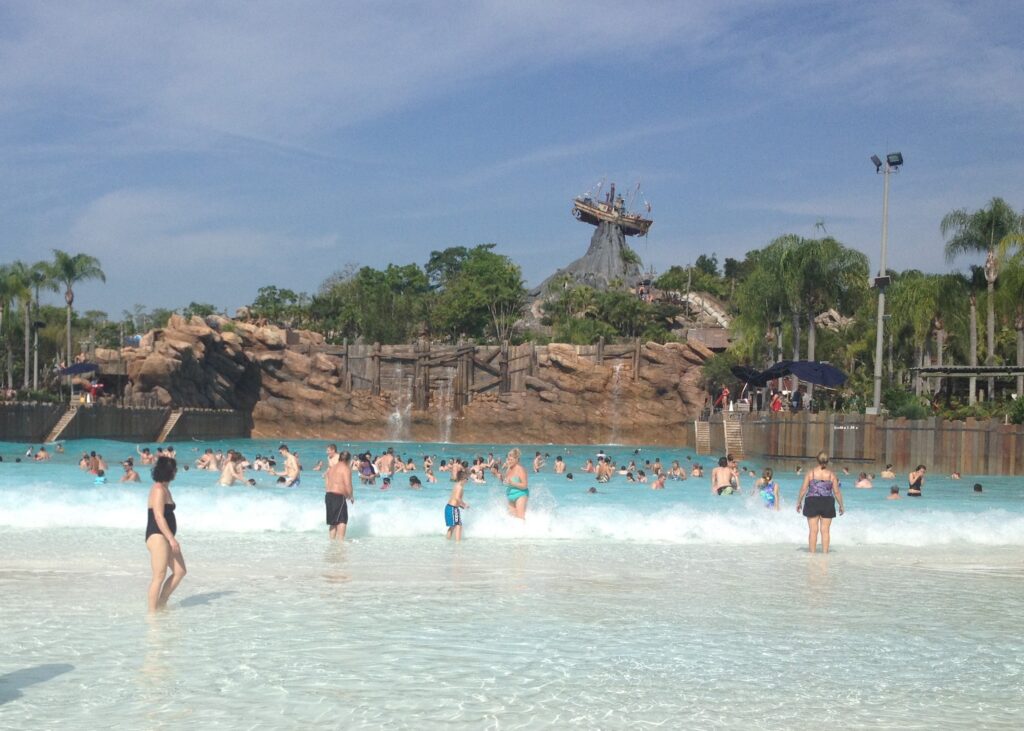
{"left": 654, "top": 265, "right": 726, "bottom": 298}
{"left": 312, "top": 264, "right": 431, "bottom": 343}
{"left": 554, "top": 317, "right": 617, "bottom": 344}
{"left": 882, "top": 388, "right": 929, "bottom": 420}
{"left": 700, "top": 350, "right": 740, "bottom": 392}
{"left": 695, "top": 253, "right": 719, "bottom": 277}
{"left": 182, "top": 302, "right": 217, "bottom": 319}
{"left": 432, "top": 246, "right": 525, "bottom": 341}
{"left": 620, "top": 246, "right": 641, "bottom": 266}
{"left": 250, "top": 285, "right": 305, "bottom": 323}
{"left": 541, "top": 283, "right": 681, "bottom": 343}
{"left": 1009, "top": 397, "right": 1024, "bottom": 425}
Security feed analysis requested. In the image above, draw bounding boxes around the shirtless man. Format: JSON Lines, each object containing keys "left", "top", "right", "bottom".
{"left": 33, "top": 446, "right": 51, "bottom": 461}
{"left": 553, "top": 456, "right": 566, "bottom": 474}
{"left": 711, "top": 456, "right": 735, "bottom": 495}
{"left": 121, "top": 460, "right": 141, "bottom": 482}
{"left": 532, "top": 451, "right": 545, "bottom": 473}
{"left": 277, "top": 444, "right": 301, "bottom": 487}
{"left": 195, "top": 449, "right": 217, "bottom": 471}
{"left": 376, "top": 447, "right": 396, "bottom": 477}
{"left": 325, "top": 449, "right": 354, "bottom": 540}
{"left": 137, "top": 446, "right": 156, "bottom": 465}
{"left": 218, "top": 452, "right": 245, "bottom": 486}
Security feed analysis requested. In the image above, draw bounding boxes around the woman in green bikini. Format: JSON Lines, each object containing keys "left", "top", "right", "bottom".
{"left": 504, "top": 448, "right": 529, "bottom": 519}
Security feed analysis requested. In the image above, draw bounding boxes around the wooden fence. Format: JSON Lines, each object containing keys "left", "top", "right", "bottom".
{"left": 290, "top": 337, "right": 645, "bottom": 412}
{"left": 713, "top": 412, "right": 1024, "bottom": 476}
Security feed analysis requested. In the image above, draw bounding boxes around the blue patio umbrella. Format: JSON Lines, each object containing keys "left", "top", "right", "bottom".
{"left": 58, "top": 362, "right": 99, "bottom": 376}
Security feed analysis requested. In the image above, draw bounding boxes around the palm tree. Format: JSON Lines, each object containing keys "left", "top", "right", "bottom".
{"left": 999, "top": 254, "right": 1024, "bottom": 397}
{"left": 942, "top": 198, "right": 1024, "bottom": 399}
{"left": 0, "top": 264, "right": 13, "bottom": 388}
{"left": 51, "top": 250, "right": 106, "bottom": 369}
{"left": 797, "top": 237, "right": 869, "bottom": 401}
{"left": 6, "top": 261, "right": 35, "bottom": 389}
{"left": 29, "top": 261, "right": 58, "bottom": 390}
{"left": 888, "top": 271, "right": 940, "bottom": 396}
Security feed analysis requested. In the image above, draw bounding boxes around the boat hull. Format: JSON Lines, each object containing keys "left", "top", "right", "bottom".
{"left": 572, "top": 199, "right": 652, "bottom": 236}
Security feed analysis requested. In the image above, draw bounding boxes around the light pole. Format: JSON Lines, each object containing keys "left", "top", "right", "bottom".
{"left": 868, "top": 152, "right": 902, "bottom": 415}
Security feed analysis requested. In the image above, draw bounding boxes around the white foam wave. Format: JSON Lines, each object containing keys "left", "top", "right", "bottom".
{"left": 2, "top": 482, "right": 1023, "bottom": 546}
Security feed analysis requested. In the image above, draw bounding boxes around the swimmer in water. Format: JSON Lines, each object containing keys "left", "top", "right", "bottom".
{"left": 755, "top": 468, "right": 780, "bottom": 511}
{"left": 711, "top": 457, "right": 734, "bottom": 495}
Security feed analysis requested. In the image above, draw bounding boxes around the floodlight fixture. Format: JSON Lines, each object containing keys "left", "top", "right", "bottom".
{"left": 886, "top": 152, "right": 903, "bottom": 168}
{"left": 870, "top": 154, "right": 883, "bottom": 172}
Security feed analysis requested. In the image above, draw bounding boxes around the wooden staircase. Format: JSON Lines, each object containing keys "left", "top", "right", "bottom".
{"left": 44, "top": 406, "right": 79, "bottom": 443}
{"left": 156, "top": 409, "right": 184, "bottom": 443}
{"left": 723, "top": 416, "right": 745, "bottom": 459}
{"left": 694, "top": 420, "right": 711, "bottom": 455}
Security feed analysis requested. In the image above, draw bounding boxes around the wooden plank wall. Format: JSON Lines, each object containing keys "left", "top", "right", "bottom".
{"left": 308, "top": 340, "right": 642, "bottom": 406}
{"left": 733, "top": 412, "right": 1024, "bottom": 475}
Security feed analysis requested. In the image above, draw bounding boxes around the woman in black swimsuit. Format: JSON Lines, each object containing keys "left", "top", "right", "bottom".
{"left": 146, "top": 456, "right": 186, "bottom": 612}
{"left": 908, "top": 465, "right": 926, "bottom": 497}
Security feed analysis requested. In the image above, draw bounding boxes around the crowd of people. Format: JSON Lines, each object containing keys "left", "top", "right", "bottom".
{"left": 12, "top": 439, "right": 989, "bottom": 610}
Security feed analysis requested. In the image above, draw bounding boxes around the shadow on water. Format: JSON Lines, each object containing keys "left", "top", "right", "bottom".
{"left": 0, "top": 663, "right": 74, "bottom": 705}
{"left": 179, "top": 590, "right": 236, "bottom": 608}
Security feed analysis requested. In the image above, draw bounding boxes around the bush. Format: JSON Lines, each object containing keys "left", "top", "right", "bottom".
{"left": 1010, "top": 397, "right": 1024, "bottom": 425}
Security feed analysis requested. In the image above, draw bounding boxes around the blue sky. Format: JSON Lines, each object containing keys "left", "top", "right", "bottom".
{"left": 1, "top": 1, "right": 1022, "bottom": 317}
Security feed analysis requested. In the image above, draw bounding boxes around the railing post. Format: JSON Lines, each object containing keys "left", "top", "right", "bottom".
{"left": 371, "top": 342, "right": 381, "bottom": 396}
{"left": 499, "top": 341, "right": 510, "bottom": 393}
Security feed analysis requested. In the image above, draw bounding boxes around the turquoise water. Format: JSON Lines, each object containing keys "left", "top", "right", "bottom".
{"left": 2, "top": 438, "right": 1023, "bottom": 728}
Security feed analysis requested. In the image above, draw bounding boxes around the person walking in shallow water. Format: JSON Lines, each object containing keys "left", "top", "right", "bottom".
{"left": 325, "top": 448, "right": 353, "bottom": 540}
{"left": 504, "top": 448, "right": 529, "bottom": 520}
{"left": 145, "top": 456, "right": 186, "bottom": 611}
{"left": 796, "top": 451, "right": 844, "bottom": 553}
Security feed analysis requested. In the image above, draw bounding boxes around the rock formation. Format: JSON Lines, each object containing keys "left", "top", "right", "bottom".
{"left": 113, "top": 315, "right": 711, "bottom": 445}
{"left": 535, "top": 222, "right": 643, "bottom": 296}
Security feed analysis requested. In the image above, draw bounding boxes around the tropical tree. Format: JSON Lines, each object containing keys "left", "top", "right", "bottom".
{"left": 0, "top": 264, "right": 13, "bottom": 388}
{"left": 29, "top": 261, "right": 57, "bottom": 389}
{"left": 795, "top": 237, "right": 869, "bottom": 399}
{"left": 999, "top": 254, "right": 1024, "bottom": 396}
{"left": 432, "top": 245, "right": 525, "bottom": 341}
{"left": 942, "top": 198, "right": 1024, "bottom": 399}
{"left": 52, "top": 250, "right": 106, "bottom": 366}
{"left": 7, "top": 261, "right": 35, "bottom": 388}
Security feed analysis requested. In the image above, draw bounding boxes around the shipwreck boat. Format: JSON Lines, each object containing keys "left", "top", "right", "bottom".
{"left": 572, "top": 182, "right": 653, "bottom": 237}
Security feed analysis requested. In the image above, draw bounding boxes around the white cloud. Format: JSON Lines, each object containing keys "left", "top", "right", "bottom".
{"left": 61, "top": 189, "right": 338, "bottom": 310}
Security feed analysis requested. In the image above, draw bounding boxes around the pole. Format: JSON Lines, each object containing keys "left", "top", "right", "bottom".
{"left": 871, "top": 163, "right": 891, "bottom": 414}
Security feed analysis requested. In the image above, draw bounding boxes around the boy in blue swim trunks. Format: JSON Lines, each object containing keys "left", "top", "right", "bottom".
{"left": 445, "top": 477, "right": 469, "bottom": 541}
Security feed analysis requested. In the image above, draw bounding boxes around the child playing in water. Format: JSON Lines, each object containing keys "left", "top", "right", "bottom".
{"left": 755, "top": 468, "right": 780, "bottom": 511}
{"left": 445, "top": 477, "right": 469, "bottom": 541}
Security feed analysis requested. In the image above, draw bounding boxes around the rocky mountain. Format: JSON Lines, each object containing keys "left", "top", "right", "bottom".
{"left": 534, "top": 221, "right": 643, "bottom": 296}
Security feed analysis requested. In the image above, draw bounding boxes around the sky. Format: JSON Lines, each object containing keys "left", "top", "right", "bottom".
{"left": 1, "top": 0, "right": 1022, "bottom": 318}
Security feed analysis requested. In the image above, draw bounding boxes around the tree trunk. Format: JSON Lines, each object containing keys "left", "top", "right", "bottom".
{"left": 987, "top": 279, "right": 996, "bottom": 398}
{"left": 1016, "top": 308, "right": 1024, "bottom": 398}
{"left": 23, "top": 301, "right": 30, "bottom": 389}
{"left": 806, "top": 315, "right": 816, "bottom": 402}
{"left": 934, "top": 326, "right": 945, "bottom": 396}
{"left": 969, "top": 295, "right": 978, "bottom": 405}
{"left": 791, "top": 311, "right": 801, "bottom": 361}
{"left": 914, "top": 344, "right": 924, "bottom": 396}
